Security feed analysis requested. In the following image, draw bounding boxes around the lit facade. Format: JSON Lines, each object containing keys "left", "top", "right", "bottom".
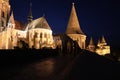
{"left": 0, "top": 0, "right": 55, "bottom": 49}
{"left": 0, "top": 0, "right": 110, "bottom": 56}
{"left": 26, "top": 17, "right": 55, "bottom": 49}
{"left": 87, "top": 36, "right": 110, "bottom": 55}
{"left": 65, "top": 3, "right": 86, "bottom": 49}
{"left": 95, "top": 36, "right": 110, "bottom": 55}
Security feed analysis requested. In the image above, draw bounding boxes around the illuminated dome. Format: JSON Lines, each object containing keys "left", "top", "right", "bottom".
{"left": 26, "top": 16, "right": 51, "bottom": 30}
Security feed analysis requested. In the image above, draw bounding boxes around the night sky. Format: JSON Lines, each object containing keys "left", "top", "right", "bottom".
{"left": 9, "top": 0, "right": 120, "bottom": 48}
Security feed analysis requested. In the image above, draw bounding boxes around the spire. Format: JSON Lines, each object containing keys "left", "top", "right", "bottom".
{"left": 101, "top": 35, "right": 106, "bottom": 43}
{"left": 7, "top": 11, "right": 15, "bottom": 28}
{"left": 8, "top": 11, "right": 15, "bottom": 24}
{"left": 89, "top": 37, "right": 94, "bottom": 45}
{"left": 87, "top": 37, "right": 95, "bottom": 52}
{"left": 101, "top": 35, "right": 107, "bottom": 45}
{"left": 28, "top": 1, "right": 33, "bottom": 23}
{"left": 66, "top": 3, "right": 84, "bottom": 34}
{"left": 97, "top": 39, "right": 100, "bottom": 44}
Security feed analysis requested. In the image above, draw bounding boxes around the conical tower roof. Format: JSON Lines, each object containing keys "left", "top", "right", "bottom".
{"left": 65, "top": 3, "right": 84, "bottom": 34}
{"left": 101, "top": 35, "right": 106, "bottom": 43}
{"left": 8, "top": 11, "right": 15, "bottom": 24}
{"left": 89, "top": 37, "right": 94, "bottom": 45}
{"left": 97, "top": 39, "right": 100, "bottom": 45}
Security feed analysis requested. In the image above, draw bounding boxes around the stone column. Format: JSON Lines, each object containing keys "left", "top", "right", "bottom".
{"left": 35, "top": 33, "right": 40, "bottom": 49}
{"left": 28, "top": 32, "right": 32, "bottom": 48}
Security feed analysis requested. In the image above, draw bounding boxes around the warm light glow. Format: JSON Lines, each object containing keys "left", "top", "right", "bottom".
{"left": 28, "top": 28, "right": 54, "bottom": 49}
{"left": 0, "top": 0, "right": 111, "bottom": 55}
{"left": 87, "top": 36, "right": 110, "bottom": 56}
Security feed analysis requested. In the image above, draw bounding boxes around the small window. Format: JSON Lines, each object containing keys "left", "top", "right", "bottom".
{"left": 40, "top": 33, "right": 42, "bottom": 38}
{"left": 2, "top": 11, "right": 5, "bottom": 18}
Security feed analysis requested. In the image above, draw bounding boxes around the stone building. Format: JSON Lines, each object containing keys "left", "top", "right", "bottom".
{"left": 0, "top": 0, "right": 55, "bottom": 49}
{"left": 87, "top": 37, "right": 95, "bottom": 52}
{"left": 26, "top": 17, "right": 55, "bottom": 49}
{"left": 87, "top": 36, "right": 110, "bottom": 55}
{"left": 65, "top": 3, "right": 86, "bottom": 49}
{"left": 0, "top": 0, "right": 17, "bottom": 49}
{"left": 0, "top": 0, "right": 110, "bottom": 56}
{"left": 54, "top": 3, "right": 86, "bottom": 52}
{"left": 0, "top": 0, "right": 10, "bottom": 31}
{"left": 0, "top": 1, "right": 86, "bottom": 50}
{"left": 96, "top": 36, "right": 110, "bottom": 55}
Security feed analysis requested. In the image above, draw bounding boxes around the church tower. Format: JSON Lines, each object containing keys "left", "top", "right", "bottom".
{"left": 65, "top": 3, "right": 86, "bottom": 49}
{"left": 28, "top": 2, "right": 33, "bottom": 23}
{"left": 0, "top": 0, "right": 10, "bottom": 31}
{"left": 7, "top": 11, "right": 15, "bottom": 28}
{"left": 4, "top": 11, "right": 16, "bottom": 49}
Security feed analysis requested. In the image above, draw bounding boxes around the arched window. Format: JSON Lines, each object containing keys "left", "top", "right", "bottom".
{"left": 40, "top": 33, "right": 42, "bottom": 38}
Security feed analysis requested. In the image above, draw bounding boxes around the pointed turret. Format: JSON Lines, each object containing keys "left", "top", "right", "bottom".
{"left": 101, "top": 35, "right": 107, "bottom": 44}
{"left": 87, "top": 37, "right": 95, "bottom": 52}
{"left": 28, "top": 2, "right": 33, "bottom": 23}
{"left": 8, "top": 11, "right": 15, "bottom": 24}
{"left": 89, "top": 37, "right": 94, "bottom": 45}
{"left": 96, "top": 36, "right": 110, "bottom": 55}
{"left": 66, "top": 3, "right": 84, "bottom": 34}
{"left": 97, "top": 39, "right": 101, "bottom": 46}
{"left": 7, "top": 11, "right": 15, "bottom": 28}
{"left": 97, "top": 36, "right": 107, "bottom": 47}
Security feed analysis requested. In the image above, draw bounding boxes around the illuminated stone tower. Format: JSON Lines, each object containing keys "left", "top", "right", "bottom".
{"left": 7, "top": 11, "right": 15, "bottom": 28}
{"left": 0, "top": 0, "right": 10, "bottom": 31}
{"left": 7, "top": 11, "right": 18, "bottom": 49}
{"left": 65, "top": 3, "right": 86, "bottom": 49}
{"left": 87, "top": 37, "right": 95, "bottom": 52}
{"left": 96, "top": 36, "right": 110, "bottom": 55}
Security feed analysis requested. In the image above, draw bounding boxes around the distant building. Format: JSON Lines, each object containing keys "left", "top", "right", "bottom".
{"left": 96, "top": 36, "right": 110, "bottom": 55}
{"left": 0, "top": 0, "right": 55, "bottom": 49}
{"left": 87, "top": 36, "right": 110, "bottom": 55}
{"left": 0, "top": 0, "right": 110, "bottom": 56}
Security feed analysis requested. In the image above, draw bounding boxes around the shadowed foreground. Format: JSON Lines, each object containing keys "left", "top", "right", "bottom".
{"left": 0, "top": 50, "right": 119, "bottom": 80}
{"left": 62, "top": 50, "right": 120, "bottom": 80}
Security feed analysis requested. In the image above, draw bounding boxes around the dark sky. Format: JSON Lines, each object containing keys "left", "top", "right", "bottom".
{"left": 9, "top": 0, "right": 120, "bottom": 48}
